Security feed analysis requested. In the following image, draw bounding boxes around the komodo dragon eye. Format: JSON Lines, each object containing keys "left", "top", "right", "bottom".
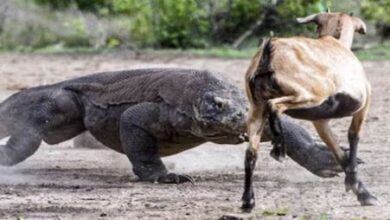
{"left": 200, "top": 93, "right": 228, "bottom": 118}
{"left": 214, "top": 97, "right": 227, "bottom": 110}
{"left": 204, "top": 93, "right": 226, "bottom": 110}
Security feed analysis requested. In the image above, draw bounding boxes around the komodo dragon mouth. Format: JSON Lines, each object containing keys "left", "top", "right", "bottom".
{"left": 203, "top": 133, "right": 247, "bottom": 141}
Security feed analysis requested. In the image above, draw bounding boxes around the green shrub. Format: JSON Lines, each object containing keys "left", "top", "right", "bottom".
{"left": 0, "top": 19, "right": 59, "bottom": 50}
{"left": 34, "top": 0, "right": 112, "bottom": 13}
{"left": 361, "top": 0, "right": 390, "bottom": 23}
{"left": 118, "top": 1, "right": 156, "bottom": 47}
{"left": 274, "top": 0, "right": 325, "bottom": 36}
{"left": 62, "top": 17, "right": 90, "bottom": 47}
{"left": 210, "top": 0, "right": 265, "bottom": 43}
{"left": 106, "top": 37, "right": 121, "bottom": 48}
{"left": 113, "top": 0, "right": 209, "bottom": 48}
{"left": 2, "top": 0, "right": 341, "bottom": 50}
{"left": 152, "top": 0, "right": 209, "bottom": 48}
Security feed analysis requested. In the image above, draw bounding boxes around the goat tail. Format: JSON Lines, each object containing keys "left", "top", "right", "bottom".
{"left": 256, "top": 38, "right": 273, "bottom": 75}
{"left": 245, "top": 38, "right": 275, "bottom": 103}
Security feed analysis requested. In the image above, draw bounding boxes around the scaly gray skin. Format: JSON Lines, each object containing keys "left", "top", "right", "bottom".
{"left": 0, "top": 68, "right": 347, "bottom": 183}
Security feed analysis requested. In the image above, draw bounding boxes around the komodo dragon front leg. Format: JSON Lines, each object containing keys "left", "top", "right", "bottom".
{"left": 120, "top": 102, "right": 193, "bottom": 184}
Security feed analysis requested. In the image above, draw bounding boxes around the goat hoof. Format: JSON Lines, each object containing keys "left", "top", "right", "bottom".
{"left": 345, "top": 181, "right": 359, "bottom": 193}
{"left": 355, "top": 181, "right": 378, "bottom": 206}
{"left": 270, "top": 146, "right": 286, "bottom": 162}
{"left": 344, "top": 176, "right": 358, "bottom": 193}
{"left": 358, "top": 192, "right": 378, "bottom": 206}
{"left": 241, "top": 199, "right": 255, "bottom": 212}
{"left": 345, "top": 173, "right": 359, "bottom": 193}
{"left": 241, "top": 190, "right": 255, "bottom": 212}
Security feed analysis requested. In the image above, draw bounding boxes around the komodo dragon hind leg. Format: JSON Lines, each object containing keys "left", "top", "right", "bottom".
{"left": 0, "top": 98, "right": 43, "bottom": 166}
{"left": 120, "top": 102, "right": 193, "bottom": 184}
{"left": 0, "top": 125, "right": 8, "bottom": 140}
{"left": 0, "top": 129, "right": 42, "bottom": 166}
{"left": 0, "top": 112, "right": 10, "bottom": 140}
{"left": 268, "top": 111, "right": 286, "bottom": 162}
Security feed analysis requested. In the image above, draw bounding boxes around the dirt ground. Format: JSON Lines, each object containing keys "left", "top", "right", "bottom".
{"left": 0, "top": 52, "right": 389, "bottom": 220}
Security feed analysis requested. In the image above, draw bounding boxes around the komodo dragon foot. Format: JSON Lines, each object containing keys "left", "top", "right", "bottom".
{"left": 119, "top": 102, "right": 197, "bottom": 184}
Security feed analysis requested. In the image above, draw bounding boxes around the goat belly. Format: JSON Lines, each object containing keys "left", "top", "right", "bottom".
{"left": 285, "top": 93, "right": 361, "bottom": 120}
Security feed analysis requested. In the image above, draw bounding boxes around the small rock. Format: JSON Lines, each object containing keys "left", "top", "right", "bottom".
{"left": 85, "top": 187, "right": 94, "bottom": 192}
{"left": 369, "top": 116, "right": 380, "bottom": 121}
{"left": 219, "top": 213, "right": 257, "bottom": 220}
{"left": 100, "top": 213, "right": 107, "bottom": 217}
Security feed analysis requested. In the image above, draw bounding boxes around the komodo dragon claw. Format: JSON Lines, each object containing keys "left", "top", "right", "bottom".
{"left": 155, "top": 173, "right": 194, "bottom": 184}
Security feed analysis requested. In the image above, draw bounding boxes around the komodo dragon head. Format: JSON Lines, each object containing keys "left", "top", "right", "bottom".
{"left": 190, "top": 76, "right": 248, "bottom": 140}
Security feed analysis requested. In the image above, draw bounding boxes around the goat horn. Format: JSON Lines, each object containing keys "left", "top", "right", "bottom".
{"left": 352, "top": 17, "right": 367, "bottom": 35}
{"left": 327, "top": 8, "right": 331, "bottom": 13}
{"left": 296, "top": 13, "right": 320, "bottom": 24}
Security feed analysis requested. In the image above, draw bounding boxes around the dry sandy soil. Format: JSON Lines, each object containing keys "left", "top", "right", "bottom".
{"left": 0, "top": 52, "right": 389, "bottom": 220}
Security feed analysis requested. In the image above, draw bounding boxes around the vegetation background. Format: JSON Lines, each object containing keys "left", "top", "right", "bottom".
{"left": 0, "top": 0, "right": 389, "bottom": 59}
{"left": 0, "top": 1, "right": 390, "bottom": 219}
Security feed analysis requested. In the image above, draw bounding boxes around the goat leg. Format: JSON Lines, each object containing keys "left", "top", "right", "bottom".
{"left": 343, "top": 105, "right": 378, "bottom": 206}
{"left": 344, "top": 127, "right": 378, "bottom": 205}
{"left": 242, "top": 109, "right": 267, "bottom": 212}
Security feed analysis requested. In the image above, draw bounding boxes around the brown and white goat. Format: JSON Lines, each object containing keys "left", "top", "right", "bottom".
{"left": 242, "top": 12, "right": 377, "bottom": 211}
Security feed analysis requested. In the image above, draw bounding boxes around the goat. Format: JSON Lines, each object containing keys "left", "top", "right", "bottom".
{"left": 241, "top": 12, "right": 377, "bottom": 211}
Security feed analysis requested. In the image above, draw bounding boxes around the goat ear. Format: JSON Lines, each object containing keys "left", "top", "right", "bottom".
{"left": 352, "top": 17, "right": 367, "bottom": 35}
{"left": 296, "top": 13, "right": 319, "bottom": 24}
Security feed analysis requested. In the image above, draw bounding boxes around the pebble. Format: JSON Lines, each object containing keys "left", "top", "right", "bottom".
{"left": 219, "top": 213, "right": 257, "bottom": 220}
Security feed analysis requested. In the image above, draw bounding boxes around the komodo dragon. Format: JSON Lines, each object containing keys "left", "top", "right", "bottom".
{"left": 0, "top": 68, "right": 349, "bottom": 183}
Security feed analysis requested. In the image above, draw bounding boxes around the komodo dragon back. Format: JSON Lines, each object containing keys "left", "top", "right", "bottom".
{"left": 63, "top": 68, "right": 230, "bottom": 116}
